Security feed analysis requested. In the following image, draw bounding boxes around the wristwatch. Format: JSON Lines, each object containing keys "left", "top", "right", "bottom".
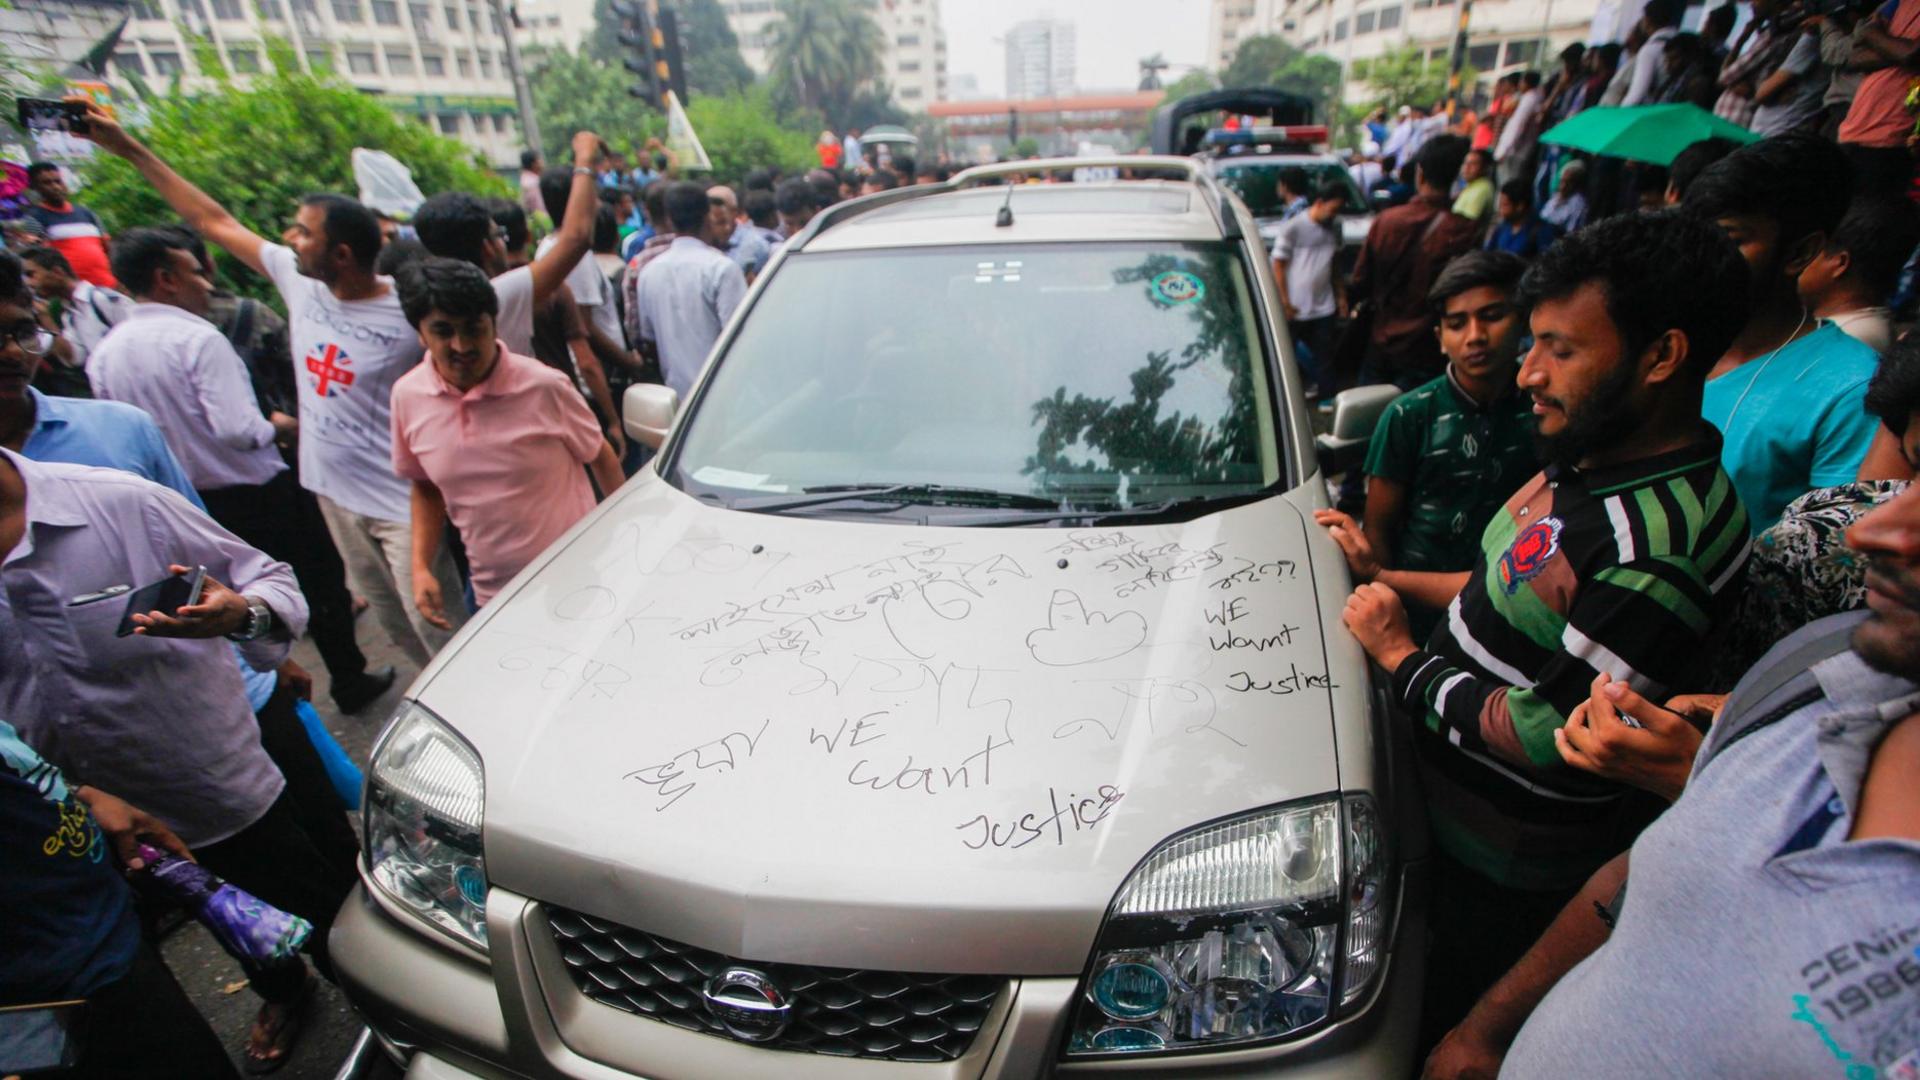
{"left": 573, "top": 165, "right": 595, "bottom": 177}
{"left": 226, "top": 596, "right": 273, "bottom": 642}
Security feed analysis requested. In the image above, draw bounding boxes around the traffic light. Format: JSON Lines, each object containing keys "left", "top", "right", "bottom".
{"left": 609, "top": 0, "right": 665, "bottom": 109}
{"left": 657, "top": 6, "right": 688, "bottom": 106}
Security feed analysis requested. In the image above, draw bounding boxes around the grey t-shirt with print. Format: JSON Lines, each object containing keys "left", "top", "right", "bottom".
{"left": 1503, "top": 628, "right": 1920, "bottom": 1079}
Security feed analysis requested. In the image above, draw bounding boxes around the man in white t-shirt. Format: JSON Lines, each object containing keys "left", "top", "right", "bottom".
{"left": 533, "top": 166, "right": 625, "bottom": 348}
{"left": 412, "top": 131, "right": 605, "bottom": 360}
{"left": 1272, "top": 182, "right": 1349, "bottom": 398}
{"left": 80, "top": 102, "right": 478, "bottom": 667}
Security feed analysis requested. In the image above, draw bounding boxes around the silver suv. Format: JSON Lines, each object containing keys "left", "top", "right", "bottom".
{"left": 331, "top": 156, "right": 1425, "bottom": 1078}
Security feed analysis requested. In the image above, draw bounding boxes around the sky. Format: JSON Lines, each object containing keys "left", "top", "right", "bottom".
{"left": 939, "top": 0, "right": 1212, "bottom": 100}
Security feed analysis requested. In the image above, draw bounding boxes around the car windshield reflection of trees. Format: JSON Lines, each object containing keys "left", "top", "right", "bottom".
{"left": 1025, "top": 251, "right": 1263, "bottom": 511}
{"left": 668, "top": 242, "right": 1277, "bottom": 521}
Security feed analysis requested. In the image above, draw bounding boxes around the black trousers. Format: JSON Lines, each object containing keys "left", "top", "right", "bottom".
{"left": 72, "top": 941, "right": 239, "bottom": 1079}
{"left": 196, "top": 689, "right": 360, "bottom": 988}
{"left": 1417, "top": 848, "right": 1580, "bottom": 1054}
{"left": 198, "top": 471, "right": 367, "bottom": 688}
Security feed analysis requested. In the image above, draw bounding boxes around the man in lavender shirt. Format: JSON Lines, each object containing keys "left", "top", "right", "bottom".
{"left": 0, "top": 449, "right": 353, "bottom": 1068}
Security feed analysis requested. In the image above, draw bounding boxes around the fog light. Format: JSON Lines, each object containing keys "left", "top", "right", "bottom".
{"left": 1090, "top": 957, "right": 1172, "bottom": 1020}
{"left": 1092, "top": 1024, "right": 1169, "bottom": 1052}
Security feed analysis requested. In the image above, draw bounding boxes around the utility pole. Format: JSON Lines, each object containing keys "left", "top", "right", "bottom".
{"left": 490, "top": 0, "right": 542, "bottom": 153}
{"left": 1445, "top": 0, "right": 1474, "bottom": 117}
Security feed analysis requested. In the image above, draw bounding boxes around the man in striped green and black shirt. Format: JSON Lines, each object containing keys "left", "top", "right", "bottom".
{"left": 1332, "top": 210, "right": 1757, "bottom": 1044}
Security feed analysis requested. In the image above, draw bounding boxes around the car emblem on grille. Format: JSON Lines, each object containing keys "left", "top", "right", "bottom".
{"left": 702, "top": 967, "right": 791, "bottom": 1043}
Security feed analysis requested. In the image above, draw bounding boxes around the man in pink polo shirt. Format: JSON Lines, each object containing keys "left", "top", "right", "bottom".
{"left": 389, "top": 257, "right": 623, "bottom": 625}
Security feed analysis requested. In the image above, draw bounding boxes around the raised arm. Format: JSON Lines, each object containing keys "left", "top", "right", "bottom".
{"left": 75, "top": 100, "right": 269, "bottom": 276}
{"left": 529, "top": 131, "right": 605, "bottom": 307}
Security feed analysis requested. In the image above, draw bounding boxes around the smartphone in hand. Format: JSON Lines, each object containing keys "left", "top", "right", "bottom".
{"left": 114, "top": 565, "right": 207, "bottom": 637}
{"left": 14, "top": 97, "right": 90, "bottom": 137}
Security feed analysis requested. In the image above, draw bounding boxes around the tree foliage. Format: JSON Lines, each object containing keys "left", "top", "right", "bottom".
{"left": 1222, "top": 35, "right": 1342, "bottom": 120}
{"left": 766, "top": 0, "right": 884, "bottom": 126}
{"left": 1162, "top": 68, "right": 1216, "bottom": 103}
{"left": 527, "top": 44, "right": 663, "bottom": 161}
{"left": 684, "top": 85, "right": 817, "bottom": 184}
{"left": 1354, "top": 44, "right": 1474, "bottom": 113}
{"left": 79, "top": 48, "right": 504, "bottom": 301}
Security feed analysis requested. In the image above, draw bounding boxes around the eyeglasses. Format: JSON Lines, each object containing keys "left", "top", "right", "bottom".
{"left": 0, "top": 323, "right": 54, "bottom": 357}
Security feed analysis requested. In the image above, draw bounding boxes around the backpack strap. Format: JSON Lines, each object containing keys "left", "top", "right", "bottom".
{"left": 1694, "top": 611, "right": 1867, "bottom": 776}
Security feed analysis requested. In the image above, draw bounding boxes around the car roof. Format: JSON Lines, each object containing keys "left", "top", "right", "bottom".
{"left": 1210, "top": 153, "right": 1344, "bottom": 169}
{"left": 801, "top": 181, "right": 1229, "bottom": 252}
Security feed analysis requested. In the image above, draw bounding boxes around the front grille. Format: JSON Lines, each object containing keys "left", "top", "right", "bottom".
{"left": 546, "top": 906, "right": 1003, "bottom": 1063}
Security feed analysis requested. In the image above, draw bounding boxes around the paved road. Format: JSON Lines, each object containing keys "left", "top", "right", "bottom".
{"left": 160, "top": 620, "right": 418, "bottom": 1079}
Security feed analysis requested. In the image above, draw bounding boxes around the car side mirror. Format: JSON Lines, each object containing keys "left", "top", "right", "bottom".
{"left": 1328, "top": 384, "right": 1404, "bottom": 443}
{"left": 622, "top": 383, "right": 679, "bottom": 449}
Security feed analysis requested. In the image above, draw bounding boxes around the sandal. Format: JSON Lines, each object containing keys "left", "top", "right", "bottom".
{"left": 243, "top": 972, "right": 314, "bottom": 1075}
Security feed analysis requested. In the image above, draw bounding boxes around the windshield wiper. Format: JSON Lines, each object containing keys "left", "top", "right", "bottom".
{"left": 956, "top": 490, "right": 1272, "bottom": 527}
{"left": 731, "top": 483, "right": 1068, "bottom": 514}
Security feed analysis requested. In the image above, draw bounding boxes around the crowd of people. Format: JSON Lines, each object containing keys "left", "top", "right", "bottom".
{"left": 1, "top": 4, "right": 1919, "bottom": 1070}
{"left": 1277, "top": 2, "right": 1920, "bottom": 1072}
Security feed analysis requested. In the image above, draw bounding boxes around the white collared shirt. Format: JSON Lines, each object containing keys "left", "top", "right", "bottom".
{"left": 86, "top": 303, "right": 285, "bottom": 492}
{"left": 633, "top": 235, "right": 748, "bottom": 398}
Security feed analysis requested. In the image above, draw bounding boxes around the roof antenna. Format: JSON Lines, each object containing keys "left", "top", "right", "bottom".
{"left": 995, "top": 181, "right": 1015, "bottom": 228}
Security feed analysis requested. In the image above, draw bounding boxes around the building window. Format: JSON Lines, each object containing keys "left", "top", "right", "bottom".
{"left": 212, "top": 0, "right": 244, "bottom": 17}
{"left": 899, "top": 60, "right": 920, "bottom": 72}
{"left": 486, "top": 8, "right": 499, "bottom": 31}
{"left": 455, "top": 51, "right": 471, "bottom": 74}
{"left": 478, "top": 51, "right": 494, "bottom": 76}
{"left": 1504, "top": 40, "right": 1539, "bottom": 65}
{"left": 421, "top": 50, "right": 444, "bottom": 74}
{"left": 255, "top": 0, "right": 284, "bottom": 17}
{"left": 129, "top": 0, "right": 162, "bottom": 18}
{"left": 409, "top": 2, "right": 430, "bottom": 27}
{"left": 150, "top": 50, "right": 183, "bottom": 74}
{"left": 346, "top": 49, "right": 378, "bottom": 73}
{"left": 229, "top": 47, "right": 260, "bottom": 71}
{"left": 1333, "top": 17, "right": 1347, "bottom": 40}
{"left": 1467, "top": 42, "right": 1498, "bottom": 69}
{"left": 901, "top": 87, "right": 921, "bottom": 99}
{"left": 436, "top": 112, "right": 462, "bottom": 134}
{"left": 443, "top": 3, "right": 458, "bottom": 26}
{"left": 1354, "top": 9, "right": 1375, "bottom": 32}
{"left": 896, "top": 33, "right": 918, "bottom": 46}
{"left": 385, "top": 46, "right": 414, "bottom": 72}
{"left": 492, "top": 113, "right": 508, "bottom": 132}
{"left": 177, "top": 0, "right": 206, "bottom": 18}
{"left": 332, "top": 0, "right": 363, "bottom": 21}
{"left": 113, "top": 51, "right": 147, "bottom": 75}
{"left": 1379, "top": 4, "right": 1401, "bottom": 28}
{"left": 307, "top": 48, "right": 332, "bottom": 69}
{"left": 372, "top": 0, "right": 398, "bottom": 22}
{"left": 466, "top": 4, "right": 478, "bottom": 29}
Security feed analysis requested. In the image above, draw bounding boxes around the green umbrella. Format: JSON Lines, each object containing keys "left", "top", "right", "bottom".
{"left": 1539, "top": 104, "right": 1760, "bottom": 166}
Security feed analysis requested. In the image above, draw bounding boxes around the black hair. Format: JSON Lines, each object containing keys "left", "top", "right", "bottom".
{"left": 1682, "top": 133, "right": 1853, "bottom": 251}
{"left": 808, "top": 172, "right": 840, "bottom": 209}
{"left": 1643, "top": 0, "right": 1683, "bottom": 27}
{"left": 1430, "top": 249, "right": 1527, "bottom": 312}
{"left": 593, "top": 203, "right": 620, "bottom": 254}
{"left": 1595, "top": 42, "right": 1624, "bottom": 70}
{"left": 394, "top": 255, "right": 498, "bottom": 327}
{"left": 159, "top": 223, "right": 213, "bottom": 276}
{"left": 663, "top": 180, "right": 711, "bottom": 234}
{"left": 600, "top": 184, "right": 634, "bottom": 207}
{"left": 485, "top": 196, "right": 528, "bottom": 253}
{"left": 539, "top": 165, "right": 578, "bottom": 223}
{"left": 1499, "top": 178, "right": 1533, "bottom": 207}
{"left": 1666, "top": 137, "right": 1741, "bottom": 201}
{"left": 18, "top": 245, "right": 72, "bottom": 275}
{"left": 374, "top": 237, "right": 428, "bottom": 276}
{"left": 865, "top": 170, "right": 899, "bottom": 191}
{"left": 1522, "top": 70, "right": 1543, "bottom": 88}
{"left": 1278, "top": 167, "right": 1310, "bottom": 196}
{"left": 109, "top": 227, "right": 197, "bottom": 297}
{"left": 744, "top": 189, "right": 778, "bottom": 228}
{"left": 743, "top": 167, "right": 775, "bottom": 193}
{"left": 893, "top": 156, "right": 916, "bottom": 179}
{"left": 299, "top": 194, "right": 382, "bottom": 271}
{"left": 0, "top": 249, "right": 29, "bottom": 306}
{"left": 520, "top": 148, "right": 542, "bottom": 170}
{"left": 1467, "top": 147, "right": 1494, "bottom": 170}
{"left": 1517, "top": 208, "right": 1749, "bottom": 380}
{"left": 1704, "top": 4, "right": 1737, "bottom": 37}
{"left": 1827, "top": 197, "right": 1920, "bottom": 300}
{"left": 642, "top": 179, "right": 672, "bottom": 230}
{"left": 1560, "top": 42, "right": 1587, "bottom": 64}
{"left": 776, "top": 177, "right": 816, "bottom": 217}
{"left": 413, "top": 191, "right": 496, "bottom": 267}
{"left": 1312, "top": 179, "right": 1348, "bottom": 203}
{"left": 25, "top": 161, "right": 58, "bottom": 179}
{"left": 1866, "top": 335, "right": 1920, "bottom": 436}
{"left": 1416, "top": 133, "right": 1470, "bottom": 192}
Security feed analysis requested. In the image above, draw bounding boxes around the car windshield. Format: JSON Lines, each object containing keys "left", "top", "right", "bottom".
{"left": 667, "top": 241, "right": 1284, "bottom": 518}
{"left": 1215, "top": 160, "right": 1368, "bottom": 216}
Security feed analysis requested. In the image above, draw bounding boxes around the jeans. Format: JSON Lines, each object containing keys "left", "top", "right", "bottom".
{"left": 199, "top": 470, "right": 368, "bottom": 688}
{"left": 313, "top": 494, "right": 467, "bottom": 668}
{"left": 1288, "top": 315, "right": 1339, "bottom": 394}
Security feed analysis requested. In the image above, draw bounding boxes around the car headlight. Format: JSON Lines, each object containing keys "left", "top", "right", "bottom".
{"left": 1064, "top": 793, "right": 1393, "bottom": 1056}
{"left": 364, "top": 701, "right": 488, "bottom": 952}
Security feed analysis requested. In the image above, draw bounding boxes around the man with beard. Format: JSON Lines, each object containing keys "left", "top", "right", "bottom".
{"left": 1339, "top": 209, "right": 1754, "bottom": 1048}
{"left": 1422, "top": 484, "right": 1920, "bottom": 1080}
{"left": 1683, "top": 134, "right": 1881, "bottom": 528}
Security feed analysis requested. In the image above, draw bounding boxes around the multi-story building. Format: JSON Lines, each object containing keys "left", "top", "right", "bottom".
{"left": 1003, "top": 17, "right": 1074, "bottom": 100}
{"left": 513, "top": 0, "right": 595, "bottom": 52}
{"left": 1207, "top": 0, "right": 1600, "bottom": 105}
{"left": 99, "top": 0, "right": 527, "bottom": 165}
{"left": 719, "top": 0, "right": 946, "bottom": 112}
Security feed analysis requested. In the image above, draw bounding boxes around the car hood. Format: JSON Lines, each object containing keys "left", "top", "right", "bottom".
{"left": 416, "top": 478, "right": 1350, "bottom": 975}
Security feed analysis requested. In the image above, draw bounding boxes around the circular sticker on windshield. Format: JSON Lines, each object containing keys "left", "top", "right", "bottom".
{"left": 1151, "top": 270, "right": 1205, "bottom": 306}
